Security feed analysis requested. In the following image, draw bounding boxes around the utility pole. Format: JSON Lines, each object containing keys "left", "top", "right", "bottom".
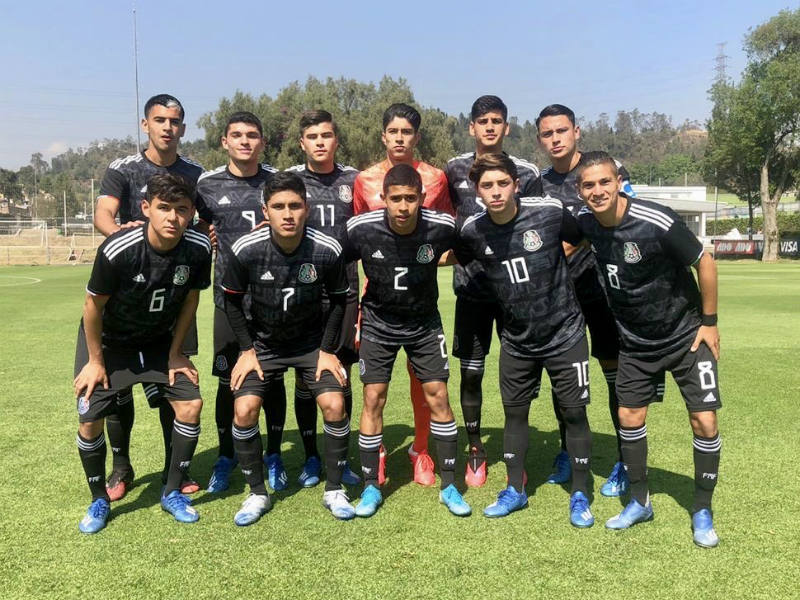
{"left": 63, "top": 190, "right": 67, "bottom": 236}
{"left": 91, "top": 178, "right": 96, "bottom": 247}
{"left": 133, "top": 3, "right": 142, "bottom": 151}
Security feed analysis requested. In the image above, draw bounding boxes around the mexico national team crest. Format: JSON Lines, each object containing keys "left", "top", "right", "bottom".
{"left": 338, "top": 185, "right": 353, "bottom": 203}
{"left": 416, "top": 244, "right": 434, "bottom": 263}
{"left": 298, "top": 263, "right": 318, "bottom": 283}
{"left": 624, "top": 242, "right": 642, "bottom": 263}
{"left": 173, "top": 265, "right": 190, "bottom": 285}
{"left": 215, "top": 355, "right": 228, "bottom": 372}
{"left": 77, "top": 395, "right": 90, "bottom": 415}
{"left": 523, "top": 230, "right": 543, "bottom": 252}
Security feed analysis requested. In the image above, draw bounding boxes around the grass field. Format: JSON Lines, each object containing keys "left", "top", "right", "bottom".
{"left": 0, "top": 262, "right": 798, "bottom": 599}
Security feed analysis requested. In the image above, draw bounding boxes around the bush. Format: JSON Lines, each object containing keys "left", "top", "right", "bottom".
{"left": 709, "top": 212, "right": 800, "bottom": 236}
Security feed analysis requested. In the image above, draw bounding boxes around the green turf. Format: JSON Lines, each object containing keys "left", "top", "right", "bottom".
{"left": 0, "top": 262, "right": 798, "bottom": 599}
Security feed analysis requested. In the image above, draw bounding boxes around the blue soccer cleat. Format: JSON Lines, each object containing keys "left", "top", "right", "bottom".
{"left": 569, "top": 491, "right": 595, "bottom": 528}
{"left": 322, "top": 489, "right": 356, "bottom": 520}
{"left": 298, "top": 455, "right": 322, "bottom": 488}
{"left": 79, "top": 497, "right": 110, "bottom": 534}
{"left": 484, "top": 486, "right": 528, "bottom": 518}
{"left": 601, "top": 461, "right": 630, "bottom": 497}
{"left": 207, "top": 455, "right": 238, "bottom": 493}
{"left": 546, "top": 450, "right": 572, "bottom": 484}
{"left": 605, "top": 498, "right": 654, "bottom": 530}
{"left": 439, "top": 484, "right": 472, "bottom": 517}
{"left": 264, "top": 453, "right": 288, "bottom": 491}
{"left": 161, "top": 489, "right": 199, "bottom": 523}
{"left": 234, "top": 493, "right": 272, "bottom": 526}
{"left": 355, "top": 485, "right": 383, "bottom": 518}
{"left": 340, "top": 461, "right": 361, "bottom": 486}
{"left": 692, "top": 509, "right": 719, "bottom": 548}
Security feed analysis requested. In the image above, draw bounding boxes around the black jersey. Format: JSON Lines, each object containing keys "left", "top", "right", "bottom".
{"left": 86, "top": 225, "right": 212, "bottom": 350}
{"left": 456, "top": 197, "right": 584, "bottom": 358}
{"left": 344, "top": 209, "right": 456, "bottom": 344}
{"left": 286, "top": 163, "right": 359, "bottom": 298}
{"left": 536, "top": 158, "right": 632, "bottom": 282}
{"left": 576, "top": 197, "right": 704, "bottom": 359}
{"left": 195, "top": 164, "right": 276, "bottom": 308}
{"left": 222, "top": 227, "right": 349, "bottom": 360}
{"left": 99, "top": 151, "right": 203, "bottom": 224}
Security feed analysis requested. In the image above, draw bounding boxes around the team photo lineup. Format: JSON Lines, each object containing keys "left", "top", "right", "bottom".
{"left": 73, "top": 92, "right": 723, "bottom": 547}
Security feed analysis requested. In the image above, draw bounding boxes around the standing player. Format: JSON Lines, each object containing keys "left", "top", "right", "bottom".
{"left": 353, "top": 103, "right": 453, "bottom": 486}
{"left": 74, "top": 174, "right": 210, "bottom": 533}
{"left": 286, "top": 109, "right": 362, "bottom": 487}
{"left": 536, "top": 103, "right": 656, "bottom": 495}
{"left": 93, "top": 94, "right": 203, "bottom": 500}
{"left": 455, "top": 154, "right": 594, "bottom": 526}
{"left": 575, "top": 152, "right": 721, "bottom": 547}
{"left": 444, "top": 95, "right": 539, "bottom": 486}
{"left": 346, "top": 164, "right": 470, "bottom": 518}
{"left": 195, "top": 111, "right": 290, "bottom": 493}
{"left": 223, "top": 172, "right": 355, "bottom": 524}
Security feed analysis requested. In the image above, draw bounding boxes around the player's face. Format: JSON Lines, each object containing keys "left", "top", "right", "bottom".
{"left": 222, "top": 122, "right": 265, "bottom": 164}
{"left": 475, "top": 169, "right": 519, "bottom": 215}
{"left": 141, "top": 196, "right": 194, "bottom": 242}
{"left": 577, "top": 164, "right": 623, "bottom": 217}
{"left": 264, "top": 190, "right": 308, "bottom": 239}
{"left": 381, "top": 117, "right": 420, "bottom": 163}
{"left": 382, "top": 185, "right": 422, "bottom": 233}
{"left": 300, "top": 122, "right": 338, "bottom": 168}
{"left": 537, "top": 115, "right": 580, "bottom": 161}
{"left": 469, "top": 111, "right": 509, "bottom": 151}
{"left": 142, "top": 105, "right": 185, "bottom": 153}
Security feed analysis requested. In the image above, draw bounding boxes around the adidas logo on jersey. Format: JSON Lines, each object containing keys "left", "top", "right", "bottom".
{"left": 580, "top": 389, "right": 589, "bottom": 399}
{"left": 132, "top": 273, "right": 145, "bottom": 283}
{"left": 702, "top": 392, "right": 717, "bottom": 403}
{"left": 260, "top": 271, "right": 275, "bottom": 281}
{"left": 140, "top": 185, "right": 147, "bottom": 194}
{"left": 457, "top": 180, "right": 470, "bottom": 189}
{"left": 484, "top": 246, "right": 494, "bottom": 255}
{"left": 371, "top": 250, "right": 385, "bottom": 259}
{"left": 218, "top": 195, "right": 231, "bottom": 205}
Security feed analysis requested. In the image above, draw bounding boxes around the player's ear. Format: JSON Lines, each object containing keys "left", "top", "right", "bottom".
{"left": 419, "top": 190, "right": 426, "bottom": 205}
{"left": 574, "top": 125, "right": 581, "bottom": 141}
{"left": 141, "top": 199, "right": 150, "bottom": 218}
{"left": 468, "top": 121, "right": 476, "bottom": 138}
{"left": 178, "top": 123, "right": 186, "bottom": 138}
{"left": 503, "top": 122, "right": 510, "bottom": 136}
{"left": 514, "top": 179, "right": 520, "bottom": 194}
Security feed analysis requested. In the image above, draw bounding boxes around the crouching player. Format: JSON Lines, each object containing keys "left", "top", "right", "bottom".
{"left": 223, "top": 172, "right": 354, "bottom": 524}
{"left": 575, "top": 152, "right": 722, "bottom": 547}
{"left": 345, "top": 164, "right": 470, "bottom": 518}
{"left": 73, "top": 173, "right": 211, "bottom": 533}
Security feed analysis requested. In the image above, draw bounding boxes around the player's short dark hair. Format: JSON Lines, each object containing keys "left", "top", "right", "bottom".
{"left": 382, "top": 163, "right": 422, "bottom": 194}
{"left": 299, "top": 109, "right": 338, "bottom": 136}
{"left": 144, "top": 94, "right": 185, "bottom": 121}
{"left": 576, "top": 151, "right": 619, "bottom": 183}
{"left": 264, "top": 171, "right": 307, "bottom": 204}
{"left": 471, "top": 95, "right": 508, "bottom": 121}
{"left": 225, "top": 111, "right": 263, "bottom": 136}
{"left": 535, "top": 104, "right": 576, "bottom": 129}
{"left": 145, "top": 173, "right": 195, "bottom": 205}
{"left": 468, "top": 153, "right": 519, "bottom": 186}
{"left": 382, "top": 103, "right": 421, "bottom": 132}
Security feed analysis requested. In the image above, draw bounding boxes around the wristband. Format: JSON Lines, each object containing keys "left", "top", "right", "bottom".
{"left": 701, "top": 313, "right": 717, "bottom": 326}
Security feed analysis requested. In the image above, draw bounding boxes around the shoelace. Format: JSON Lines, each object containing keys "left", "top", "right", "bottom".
{"left": 496, "top": 489, "right": 519, "bottom": 505}
{"left": 89, "top": 500, "right": 109, "bottom": 518}
{"left": 166, "top": 493, "right": 189, "bottom": 509}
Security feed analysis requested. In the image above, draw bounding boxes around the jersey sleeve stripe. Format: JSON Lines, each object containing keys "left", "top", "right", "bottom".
{"left": 629, "top": 203, "right": 674, "bottom": 226}
{"left": 106, "top": 234, "right": 145, "bottom": 261}
{"left": 184, "top": 230, "right": 212, "bottom": 253}
{"left": 197, "top": 165, "right": 226, "bottom": 182}
{"left": 221, "top": 285, "right": 246, "bottom": 294}
{"left": 346, "top": 212, "right": 384, "bottom": 231}
{"left": 108, "top": 153, "right": 141, "bottom": 171}
{"left": 628, "top": 210, "right": 671, "bottom": 231}
{"left": 306, "top": 228, "right": 343, "bottom": 255}
{"left": 421, "top": 214, "right": 456, "bottom": 228}
{"left": 103, "top": 230, "right": 144, "bottom": 258}
{"left": 231, "top": 229, "right": 271, "bottom": 255}
{"left": 629, "top": 205, "right": 673, "bottom": 230}
{"left": 510, "top": 156, "right": 540, "bottom": 176}
{"left": 462, "top": 211, "right": 487, "bottom": 229}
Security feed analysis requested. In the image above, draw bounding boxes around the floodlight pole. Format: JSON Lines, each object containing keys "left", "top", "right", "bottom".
{"left": 133, "top": 3, "right": 142, "bottom": 151}
{"left": 91, "top": 178, "right": 96, "bottom": 248}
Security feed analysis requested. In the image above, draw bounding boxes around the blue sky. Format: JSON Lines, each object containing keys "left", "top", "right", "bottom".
{"left": 0, "top": 0, "right": 795, "bottom": 169}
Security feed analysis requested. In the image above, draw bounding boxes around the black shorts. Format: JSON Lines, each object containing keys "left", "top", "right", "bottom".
{"left": 74, "top": 325, "right": 200, "bottom": 423}
{"left": 233, "top": 349, "right": 342, "bottom": 400}
{"left": 181, "top": 315, "right": 199, "bottom": 357}
{"left": 617, "top": 341, "right": 722, "bottom": 411}
{"left": 574, "top": 269, "right": 620, "bottom": 361}
{"left": 212, "top": 306, "right": 239, "bottom": 380}
{"left": 358, "top": 328, "right": 449, "bottom": 384}
{"left": 499, "top": 335, "right": 591, "bottom": 408}
{"left": 452, "top": 296, "right": 504, "bottom": 367}
{"left": 324, "top": 298, "right": 359, "bottom": 366}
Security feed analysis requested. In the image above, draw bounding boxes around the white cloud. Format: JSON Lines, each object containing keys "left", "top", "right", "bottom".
{"left": 45, "top": 141, "right": 69, "bottom": 157}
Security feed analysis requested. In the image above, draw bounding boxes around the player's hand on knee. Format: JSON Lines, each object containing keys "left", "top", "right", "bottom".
{"left": 74, "top": 361, "right": 108, "bottom": 401}
{"left": 691, "top": 325, "right": 720, "bottom": 360}
{"left": 169, "top": 352, "right": 199, "bottom": 386}
{"left": 231, "top": 349, "right": 262, "bottom": 391}
{"left": 316, "top": 350, "right": 346, "bottom": 386}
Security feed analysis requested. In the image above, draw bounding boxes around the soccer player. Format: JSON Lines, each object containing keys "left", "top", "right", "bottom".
{"left": 223, "top": 172, "right": 355, "bottom": 524}
{"left": 575, "top": 152, "right": 721, "bottom": 547}
{"left": 93, "top": 94, "right": 203, "bottom": 500}
{"left": 345, "top": 164, "right": 470, "bottom": 518}
{"left": 286, "top": 109, "right": 362, "bottom": 487}
{"left": 444, "top": 95, "right": 539, "bottom": 487}
{"left": 535, "top": 103, "right": 658, "bottom": 495}
{"left": 74, "top": 173, "right": 211, "bottom": 533}
{"left": 195, "top": 111, "right": 290, "bottom": 493}
{"left": 353, "top": 103, "right": 453, "bottom": 486}
{"left": 455, "top": 154, "right": 594, "bottom": 526}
